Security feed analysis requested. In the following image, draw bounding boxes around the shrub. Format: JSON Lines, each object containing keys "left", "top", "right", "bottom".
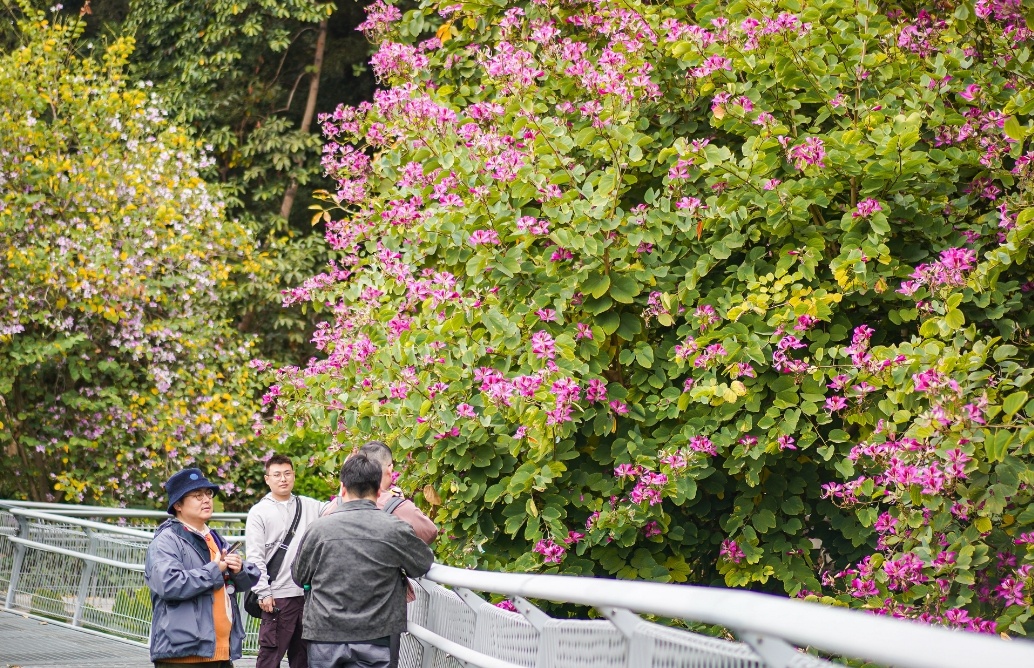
{"left": 268, "top": 0, "right": 1034, "bottom": 634}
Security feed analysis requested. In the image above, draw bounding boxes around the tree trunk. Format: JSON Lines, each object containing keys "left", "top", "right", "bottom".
{"left": 279, "top": 18, "right": 328, "bottom": 222}
{"left": 1, "top": 394, "right": 45, "bottom": 501}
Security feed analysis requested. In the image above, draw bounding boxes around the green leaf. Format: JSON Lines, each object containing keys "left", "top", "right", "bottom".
{"left": 597, "top": 310, "right": 621, "bottom": 335}
{"left": 609, "top": 275, "right": 640, "bottom": 304}
{"left": 752, "top": 509, "right": 777, "bottom": 533}
{"left": 1004, "top": 391, "right": 1028, "bottom": 417}
{"left": 985, "top": 430, "right": 1013, "bottom": 463}
{"left": 944, "top": 308, "right": 965, "bottom": 330}
{"left": 583, "top": 272, "right": 611, "bottom": 299}
{"left": 1004, "top": 116, "right": 1025, "bottom": 142}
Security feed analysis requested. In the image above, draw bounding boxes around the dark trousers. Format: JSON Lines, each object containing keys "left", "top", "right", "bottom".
{"left": 257, "top": 595, "right": 308, "bottom": 668}
{"left": 307, "top": 641, "right": 390, "bottom": 668}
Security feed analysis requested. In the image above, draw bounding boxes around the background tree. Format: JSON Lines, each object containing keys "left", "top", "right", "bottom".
{"left": 0, "top": 9, "right": 263, "bottom": 506}
{"left": 121, "top": 0, "right": 379, "bottom": 360}
{"left": 268, "top": 0, "right": 1034, "bottom": 634}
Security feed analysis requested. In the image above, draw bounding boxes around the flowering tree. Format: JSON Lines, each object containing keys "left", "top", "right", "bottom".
{"left": 268, "top": 0, "right": 1034, "bottom": 633}
{"left": 0, "top": 11, "right": 264, "bottom": 505}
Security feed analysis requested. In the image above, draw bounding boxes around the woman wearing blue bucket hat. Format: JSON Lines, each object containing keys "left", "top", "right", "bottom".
{"left": 145, "top": 468, "right": 260, "bottom": 667}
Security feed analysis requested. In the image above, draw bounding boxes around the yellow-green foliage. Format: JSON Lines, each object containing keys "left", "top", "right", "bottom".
{"left": 0, "top": 10, "right": 266, "bottom": 506}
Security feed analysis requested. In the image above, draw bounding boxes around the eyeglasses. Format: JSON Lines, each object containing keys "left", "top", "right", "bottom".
{"left": 185, "top": 489, "right": 215, "bottom": 501}
{"left": 266, "top": 471, "right": 295, "bottom": 481}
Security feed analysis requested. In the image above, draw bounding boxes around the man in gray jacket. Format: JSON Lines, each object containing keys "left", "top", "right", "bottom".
{"left": 146, "top": 468, "right": 260, "bottom": 667}
{"left": 292, "top": 454, "right": 435, "bottom": 668}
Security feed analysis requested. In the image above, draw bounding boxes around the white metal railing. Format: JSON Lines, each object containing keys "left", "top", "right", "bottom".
{"left": 0, "top": 500, "right": 253, "bottom": 650}
{"left": 2, "top": 500, "right": 1034, "bottom": 668}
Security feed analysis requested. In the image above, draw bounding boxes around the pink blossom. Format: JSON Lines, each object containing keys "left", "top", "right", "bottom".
{"left": 731, "top": 362, "right": 756, "bottom": 378}
{"left": 513, "top": 374, "right": 542, "bottom": 397}
{"left": 530, "top": 331, "right": 556, "bottom": 359}
{"left": 853, "top": 199, "right": 883, "bottom": 218}
{"left": 533, "top": 538, "right": 566, "bottom": 564}
{"left": 788, "top": 137, "right": 826, "bottom": 170}
{"left": 456, "top": 403, "right": 476, "bottom": 418}
{"left": 676, "top": 197, "right": 706, "bottom": 213}
{"left": 825, "top": 396, "right": 848, "bottom": 413}
{"left": 614, "top": 463, "right": 641, "bottom": 478}
{"left": 610, "top": 400, "right": 629, "bottom": 415}
{"left": 794, "top": 314, "right": 818, "bottom": 331}
{"left": 356, "top": 0, "right": 402, "bottom": 38}
{"left": 586, "top": 378, "right": 608, "bottom": 403}
{"left": 959, "top": 84, "right": 981, "bottom": 101}
{"left": 720, "top": 538, "right": 745, "bottom": 564}
{"left": 468, "top": 229, "right": 501, "bottom": 246}
{"left": 689, "top": 435, "right": 717, "bottom": 455}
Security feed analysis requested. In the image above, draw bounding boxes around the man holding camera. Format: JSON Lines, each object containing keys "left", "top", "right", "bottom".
{"left": 245, "top": 455, "right": 326, "bottom": 668}
{"left": 146, "top": 468, "right": 259, "bottom": 667}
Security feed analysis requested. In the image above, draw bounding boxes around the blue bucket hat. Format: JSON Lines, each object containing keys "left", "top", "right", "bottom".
{"left": 164, "top": 468, "right": 221, "bottom": 514}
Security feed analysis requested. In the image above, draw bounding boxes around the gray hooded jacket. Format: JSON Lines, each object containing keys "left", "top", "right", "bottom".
{"left": 145, "top": 518, "right": 260, "bottom": 661}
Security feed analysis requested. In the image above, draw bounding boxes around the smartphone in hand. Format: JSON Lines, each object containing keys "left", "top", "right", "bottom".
{"left": 225, "top": 540, "right": 243, "bottom": 554}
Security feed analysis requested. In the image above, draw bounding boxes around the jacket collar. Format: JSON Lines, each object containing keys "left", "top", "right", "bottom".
{"left": 158, "top": 518, "right": 223, "bottom": 561}
{"left": 330, "top": 498, "right": 377, "bottom": 514}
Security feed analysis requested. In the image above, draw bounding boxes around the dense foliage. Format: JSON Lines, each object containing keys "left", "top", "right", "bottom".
{"left": 0, "top": 13, "right": 263, "bottom": 505}
{"left": 122, "top": 0, "right": 405, "bottom": 361}
{"left": 267, "top": 0, "right": 1034, "bottom": 634}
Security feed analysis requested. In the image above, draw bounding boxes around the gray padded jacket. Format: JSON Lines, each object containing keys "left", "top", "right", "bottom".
{"left": 291, "top": 498, "right": 434, "bottom": 643}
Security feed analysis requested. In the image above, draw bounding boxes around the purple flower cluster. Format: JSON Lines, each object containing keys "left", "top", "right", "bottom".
{"left": 898, "top": 247, "right": 977, "bottom": 296}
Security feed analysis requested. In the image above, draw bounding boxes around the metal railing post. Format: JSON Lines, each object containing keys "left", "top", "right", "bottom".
{"left": 4, "top": 514, "right": 28, "bottom": 610}
{"left": 736, "top": 630, "right": 801, "bottom": 668}
{"left": 72, "top": 527, "right": 98, "bottom": 626}
{"left": 600, "top": 606, "right": 646, "bottom": 667}
{"left": 511, "top": 596, "right": 550, "bottom": 668}
{"left": 417, "top": 638, "right": 435, "bottom": 668}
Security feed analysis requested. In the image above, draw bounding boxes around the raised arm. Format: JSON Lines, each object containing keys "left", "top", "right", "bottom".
{"left": 145, "top": 535, "right": 222, "bottom": 602}
{"left": 394, "top": 499, "right": 439, "bottom": 545}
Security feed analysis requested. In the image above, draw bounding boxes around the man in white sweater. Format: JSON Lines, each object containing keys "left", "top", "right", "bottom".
{"left": 245, "top": 454, "right": 325, "bottom": 668}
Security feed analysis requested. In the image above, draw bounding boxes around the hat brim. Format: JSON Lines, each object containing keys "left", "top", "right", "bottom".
{"left": 167, "top": 480, "right": 221, "bottom": 514}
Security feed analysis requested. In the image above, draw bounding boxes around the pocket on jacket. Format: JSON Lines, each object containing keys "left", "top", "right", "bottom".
{"left": 258, "top": 610, "right": 279, "bottom": 648}
{"left": 162, "top": 600, "right": 201, "bottom": 645}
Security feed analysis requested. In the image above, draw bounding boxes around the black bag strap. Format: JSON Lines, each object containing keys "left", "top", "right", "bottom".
{"left": 383, "top": 496, "right": 405, "bottom": 515}
{"left": 265, "top": 498, "right": 303, "bottom": 581}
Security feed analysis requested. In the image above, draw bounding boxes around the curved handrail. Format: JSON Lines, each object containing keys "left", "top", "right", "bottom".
{"left": 6, "top": 536, "right": 145, "bottom": 572}
{"left": 8, "top": 507, "right": 157, "bottom": 539}
{"left": 422, "top": 563, "right": 1034, "bottom": 668}
{"left": 0, "top": 500, "right": 248, "bottom": 521}
{"left": 406, "top": 621, "right": 524, "bottom": 668}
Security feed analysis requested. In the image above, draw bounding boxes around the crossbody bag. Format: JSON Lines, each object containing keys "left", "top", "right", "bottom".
{"left": 243, "top": 499, "right": 303, "bottom": 619}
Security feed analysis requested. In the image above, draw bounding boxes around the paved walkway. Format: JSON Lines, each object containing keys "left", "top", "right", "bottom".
{"left": 0, "top": 611, "right": 263, "bottom": 668}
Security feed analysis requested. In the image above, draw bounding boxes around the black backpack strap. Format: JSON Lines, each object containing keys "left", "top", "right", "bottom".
{"left": 383, "top": 496, "right": 405, "bottom": 515}
{"left": 266, "top": 498, "right": 304, "bottom": 581}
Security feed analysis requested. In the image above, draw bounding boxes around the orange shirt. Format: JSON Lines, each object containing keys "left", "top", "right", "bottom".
{"left": 165, "top": 532, "right": 232, "bottom": 663}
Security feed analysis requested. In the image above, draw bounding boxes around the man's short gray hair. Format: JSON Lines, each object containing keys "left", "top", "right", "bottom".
{"left": 357, "top": 440, "right": 392, "bottom": 468}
